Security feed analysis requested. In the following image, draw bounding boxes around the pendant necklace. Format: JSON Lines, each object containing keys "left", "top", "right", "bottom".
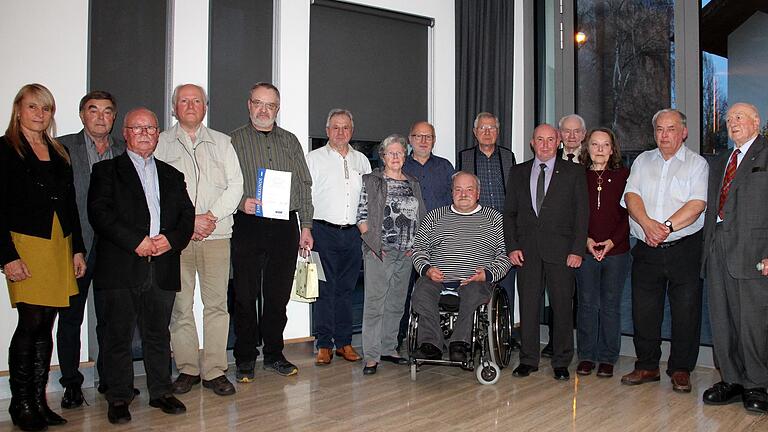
{"left": 595, "top": 170, "right": 605, "bottom": 210}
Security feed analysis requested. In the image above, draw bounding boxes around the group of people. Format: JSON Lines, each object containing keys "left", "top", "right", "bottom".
{"left": 1, "top": 78, "right": 767, "bottom": 432}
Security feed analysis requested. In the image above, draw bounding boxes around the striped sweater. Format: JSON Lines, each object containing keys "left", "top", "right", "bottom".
{"left": 411, "top": 205, "right": 512, "bottom": 283}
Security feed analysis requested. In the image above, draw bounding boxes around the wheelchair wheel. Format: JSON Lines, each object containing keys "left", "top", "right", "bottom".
{"left": 407, "top": 312, "right": 419, "bottom": 360}
{"left": 475, "top": 361, "right": 501, "bottom": 385}
{"left": 487, "top": 287, "right": 513, "bottom": 368}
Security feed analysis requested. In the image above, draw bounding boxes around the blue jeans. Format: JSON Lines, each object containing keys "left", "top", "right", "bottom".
{"left": 575, "top": 252, "right": 630, "bottom": 364}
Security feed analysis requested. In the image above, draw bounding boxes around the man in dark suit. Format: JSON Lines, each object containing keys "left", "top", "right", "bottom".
{"left": 702, "top": 103, "right": 768, "bottom": 413}
{"left": 88, "top": 108, "right": 194, "bottom": 424}
{"left": 504, "top": 123, "right": 588, "bottom": 381}
{"left": 56, "top": 90, "right": 125, "bottom": 409}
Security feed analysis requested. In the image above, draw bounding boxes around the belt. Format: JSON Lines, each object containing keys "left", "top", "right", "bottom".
{"left": 314, "top": 219, "right": 357, "bottom": 230}
{"left": 657, "top": 237, "right": 685, "bottom": 249}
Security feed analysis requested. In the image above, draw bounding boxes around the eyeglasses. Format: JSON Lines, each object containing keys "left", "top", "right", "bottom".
{"left": 384, "top": 151, "right": 405, "bottom": 158}
{"left": 476, "top": 125, "right": 498, "bottom": 132}
{"left": 125, "top": 125, "right": 159, "bottom": 135}
{"left": 249, "top": 99, "right": 279, "bottom": 111}
{"left": 409, "top": 134, "right": 434, "bottom": 142}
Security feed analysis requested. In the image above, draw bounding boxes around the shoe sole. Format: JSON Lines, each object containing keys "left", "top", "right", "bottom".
{"left": 576, "top": 370, "right": 593, "bottom": 376}
{"left": 703, "top": 396, "right": 742, "bottom": 406}
{"left": 263, "top": 366, "right": 298, "bottom": 376}
{"left": 621, "top": 376, "right": 661, "bottom": 385}
{"left": 202, "top": 380, "right": 236, "bottom": 396}
{"left": 596, "top": 373, "right": 614, "bottom": 378}
{"left": 236, "top": 376, "right": 255, "bottom": 383}
{"left": 672, "top": 385, "right": 692, "bottom": 393}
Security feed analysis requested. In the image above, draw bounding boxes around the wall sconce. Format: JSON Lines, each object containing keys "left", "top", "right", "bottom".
{"left": 575, "top": 32, "right": 587, "bottom": 47}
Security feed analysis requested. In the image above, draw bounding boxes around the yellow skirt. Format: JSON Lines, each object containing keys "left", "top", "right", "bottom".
{"left": 7, "top": 213, "right": 78, "bottom": 308}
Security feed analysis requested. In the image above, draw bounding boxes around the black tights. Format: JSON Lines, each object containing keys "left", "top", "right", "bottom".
{"left": 10, "top": 303, "right": 58, "bottom": 356}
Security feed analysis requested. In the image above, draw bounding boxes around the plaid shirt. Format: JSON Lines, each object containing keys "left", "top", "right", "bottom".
{"left": 476, "top": 148, "right": 506, "bottom": 211}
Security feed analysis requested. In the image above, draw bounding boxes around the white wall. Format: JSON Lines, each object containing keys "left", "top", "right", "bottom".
{"left": 728, "top": 11, "right": 768, "bottom": 122}
{"left": 0, "top": 1, "right": 90, "bottom": 372}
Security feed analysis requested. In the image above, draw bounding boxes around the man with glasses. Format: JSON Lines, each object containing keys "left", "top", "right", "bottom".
{"left": 155, "top": 84, "right": 243, "bottom": 397}
{"left": 558, "top": 114, "right": 587, "bottom": 162}
{"left": 404, "top": 121, "right": 454, "bottom": 212}
{"left": 229, "top": 82, "right": 314, "bottom": 380}
{"left": 88, "top": 107, "right": 194, "bottom": 423}
{"left": 56, "top": 91, "right": 125, "bottom": 409}
{"left": 305, "top": 109, "right": 371, "bottom": 365}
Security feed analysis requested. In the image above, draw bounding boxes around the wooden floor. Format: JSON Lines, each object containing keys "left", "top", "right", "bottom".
{"left": 1, "top": 342, "right": 765, "bottom": 431}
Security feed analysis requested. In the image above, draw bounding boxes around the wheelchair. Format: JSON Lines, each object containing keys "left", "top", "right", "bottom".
{"left": 406, "top": 284, "right": 513, "bottom": 385}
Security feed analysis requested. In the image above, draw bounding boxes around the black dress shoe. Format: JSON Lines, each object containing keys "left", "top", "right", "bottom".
{"left": 61, "top": 385, "right": 85, "bottom": 409}
{"left": 107, "top": 401, "right": 131, "bottom": 424}
{"left": 703, "top": 381, "right": 744, "bottom": 405}
{"left": 149, "top": 395, "right": 187, "bottom": 415}
{"left": 449, "top": 342, "right": 470, "bottom": 363}
{"left": 413, "top": 343, "right": 442, "bottom": 360}
{"left": 512, "top": 364, "right": 538, "bottom": 377}
{"left": 380, "top": 355, "right": 409, "bottom": 365}
{"left": 541, "top": 343, "right": 554, "bottom": 358}
{"left": 742, "top": 388, "right": 768, "bottom": 414}
{"left": 363, "top": 363, "right": 378, "bottom": 375}
{"left": 553, "top": 367, "right": 570, "bottom": 381}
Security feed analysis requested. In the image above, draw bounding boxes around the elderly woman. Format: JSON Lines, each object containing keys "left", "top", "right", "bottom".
{"left": 574, "top": 128, "right": 630, "bottom": 378}
{"left": 1, "top": 84, "right": 86, "bottom": 431}
{"left": 357, "top": 134, "right": 426, "bottom": 375}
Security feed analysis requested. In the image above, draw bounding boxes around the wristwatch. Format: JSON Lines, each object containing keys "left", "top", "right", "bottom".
{"left": 664, "top": 220, "right": 674, "bottom": 232}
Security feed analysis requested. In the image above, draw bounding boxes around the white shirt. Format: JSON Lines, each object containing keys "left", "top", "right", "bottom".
{"left": 306, "top": 144, "right": 372, "bottom": 225}
{"left": 621, "top": 145, "right": 709, "bottom": 242}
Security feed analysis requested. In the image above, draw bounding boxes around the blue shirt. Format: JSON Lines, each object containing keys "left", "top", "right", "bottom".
{"left": 403, "top": 154, "right": 455, "bottom": 212}
{"left": 476, "top": 148, "right": 506, "bottom": 211}
{"left": 127, "top": 150, "right": 161, "bottom": 236}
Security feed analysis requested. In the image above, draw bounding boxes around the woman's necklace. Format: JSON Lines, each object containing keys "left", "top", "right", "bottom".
{"left": 595, "top": 169, "right": 605, "bottom": 210}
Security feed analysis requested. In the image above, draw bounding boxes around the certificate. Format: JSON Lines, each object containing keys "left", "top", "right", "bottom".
{"left": 255, "top": 168, "right": 292, "bottom": 220}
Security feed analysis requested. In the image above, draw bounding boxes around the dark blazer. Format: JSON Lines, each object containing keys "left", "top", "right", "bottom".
{"left": 457, "top": 145, "right": 516, "bottom": 194}
{"left": 702, "top": 134, "right": 768, "bottom": 279}
{"left": 88, "top": 151, "right": 194, "bottom": 291}
{"left": 0, "top": 135, "right": 85, "bottom": 266}
{"left": 503, "top": 158, "right": 589, "bottom": 263}
{"left": 59, "top": 130, "right": 125, "bottom": 258}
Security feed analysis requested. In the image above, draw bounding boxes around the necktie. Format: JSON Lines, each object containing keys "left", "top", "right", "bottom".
{"left": 567, "top": 153, "right": 575, "bottom": 162}
{"left": 718, "top": 148, "right": 740, "bottom": 220}
{"left": 536, "top": 163, "right": 547, "bottom": 215}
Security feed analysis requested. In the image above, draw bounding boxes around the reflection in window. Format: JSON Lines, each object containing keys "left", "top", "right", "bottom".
{"left": 575, "top": 0, "right": 675, "bottom": 165}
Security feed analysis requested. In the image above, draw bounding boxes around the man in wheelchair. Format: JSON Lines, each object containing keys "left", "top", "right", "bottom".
{"left": 410, "top": 172, "right": 512, "bottom": 363}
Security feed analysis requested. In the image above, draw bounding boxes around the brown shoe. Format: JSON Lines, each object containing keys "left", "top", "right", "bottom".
{"left": 576, "top": 361, "right": 595, "bottom": 376}
{"left": 315, "top": 347, "right": 333, "bottom": 365}
{"left": 335, "top": 345, "right": 362, "bottom": 362}
{"left": 621, "top": 368, "right": 660, "bottom": 385}
{"left": 596, "top": 363, "right": 614, "bottom": 378}
{"left": 171, "top": 373, "right": 201, "bottom": 394}
{"left": 671, "top": 371, "right": 692, "bottom": 393}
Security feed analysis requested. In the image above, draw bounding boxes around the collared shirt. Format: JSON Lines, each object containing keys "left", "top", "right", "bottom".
{"left": 126, "top": 149, "right": 160, "bottom": 236}
{"left": 306, "top": 143, "right": 371, "bottom": 225}
{"left": 529, "top": 156, "right": 556, "bottom": 215}
{"left": 155, "top": 123, "right": 244, "bottom": 239}
{"left": 230, "top": 123, "right": 314, "bottom": 228}
{"left": 561, "top": 147, "right": 580, "bottom": 162}
{"left": 403, "top": 153, "right": 455, "bottom": 212}
{"left": 84, "top": 133, "right": 114, "bottom": 170}
{"left": 476, "top": 147, "right": 506, "bottom": 211}
{"left": 622, "top": 145, "right": 709, "bottom": 242}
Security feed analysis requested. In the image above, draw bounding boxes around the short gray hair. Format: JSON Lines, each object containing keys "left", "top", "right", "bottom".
{"left": 558, "top": 114, "right": 586, "bottom": 131}
{"left": 451, "top": 171, "right": 480, "bottom": 190}
{"left": 377, "top": 134, "right": 409, "bottom": 157}
{"left": 325, "top": 108, "right": 354, "bottom": 129}
{"left": 171, "top": 84, "right": 208, "bottom": 117}
{"left": 652, "top": 108, "right": 687, "bottom": 128}
{"left": 473, "top": 112, "right": 500, "bottom": 129}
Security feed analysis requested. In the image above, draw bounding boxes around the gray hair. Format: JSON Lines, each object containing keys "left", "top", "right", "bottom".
{"left": 451, "top": 171, "right": 480, "bottom": 190}
{"left": 558, "top": 114, "right": 586, "bottom": 131}
{"left": 652, "top": 108, "right": 687, "bottom": 128}
{"left": 171, "top": 84, "right": 208, "bottom": 117}
{"left": 250, "top": 82, "right": 280, "bottom": 102}
{"left": 473, "top": 112, "right": 500, "bottom": 129}
{"left": 325, "top": 108, "right": 355, "bottom": 129}
{"left": 123, "top": 107, "right": 158, "bottom": 128}
{"left": 377, "top": 134, "right": 409, "bottom": 157}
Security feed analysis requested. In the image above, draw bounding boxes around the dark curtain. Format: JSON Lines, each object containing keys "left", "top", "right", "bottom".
{"left": 455, "top": 0, "right": 515, "bottom": 157}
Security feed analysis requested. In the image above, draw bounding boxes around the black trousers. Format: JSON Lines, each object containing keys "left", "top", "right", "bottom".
{"left": 231, "top": 211, "right": 299, "bottom": 364}
{"left": 56, "top": 251, "right": 106, "bottom": 387}
{"left": 631, "top": 231, "right": 702, "bottom": 374}
{"left": 101, "top": 263, "right": 176, "bottom": 402}
{"left": 517, "top": 253, "right": 575, "bottom": 368}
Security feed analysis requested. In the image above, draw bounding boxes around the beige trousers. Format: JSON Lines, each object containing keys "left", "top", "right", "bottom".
{"left": 170, "top": 238, "right": 231, "bottom": 380}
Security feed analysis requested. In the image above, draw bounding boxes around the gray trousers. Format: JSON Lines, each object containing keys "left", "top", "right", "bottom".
{"left": 412, "top": 277, "right": 490, "bottom": 348}
{"left": 362, "top": 249, "right": 412, "bottom": 362}
{"left": 708, "top": 224, "right": 768, "bottom": 388}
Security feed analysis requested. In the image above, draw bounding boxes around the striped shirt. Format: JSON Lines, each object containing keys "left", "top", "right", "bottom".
{"left": 412, "top": 205, "right": 511, "bottom": 283}
{"left": 230, "top": 123, "right": 314, "bottom": 228}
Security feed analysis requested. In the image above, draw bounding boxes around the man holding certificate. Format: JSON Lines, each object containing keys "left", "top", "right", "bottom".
{"left": 230, "top": 82, "right": 314, "bottom": 380}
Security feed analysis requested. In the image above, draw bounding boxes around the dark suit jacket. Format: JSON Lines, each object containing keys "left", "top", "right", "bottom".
{"left": 87, "top": 152, "right": 194, "bottom": 291}
{"left": 0, "top": 135, "right": 85, "bottom": 266}
{"left": 702, "top": 134, "right": 768, "bottom": 280}
{"left": 59, "top": 130, "right": 125, "bottom": 258}
{"left": 503, "top": 158, "right": 589, "bottom": 263}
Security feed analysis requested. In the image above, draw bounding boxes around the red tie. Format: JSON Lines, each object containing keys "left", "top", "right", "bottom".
{"left": 718, "top": 149, "right": 740, "bottom": 219}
